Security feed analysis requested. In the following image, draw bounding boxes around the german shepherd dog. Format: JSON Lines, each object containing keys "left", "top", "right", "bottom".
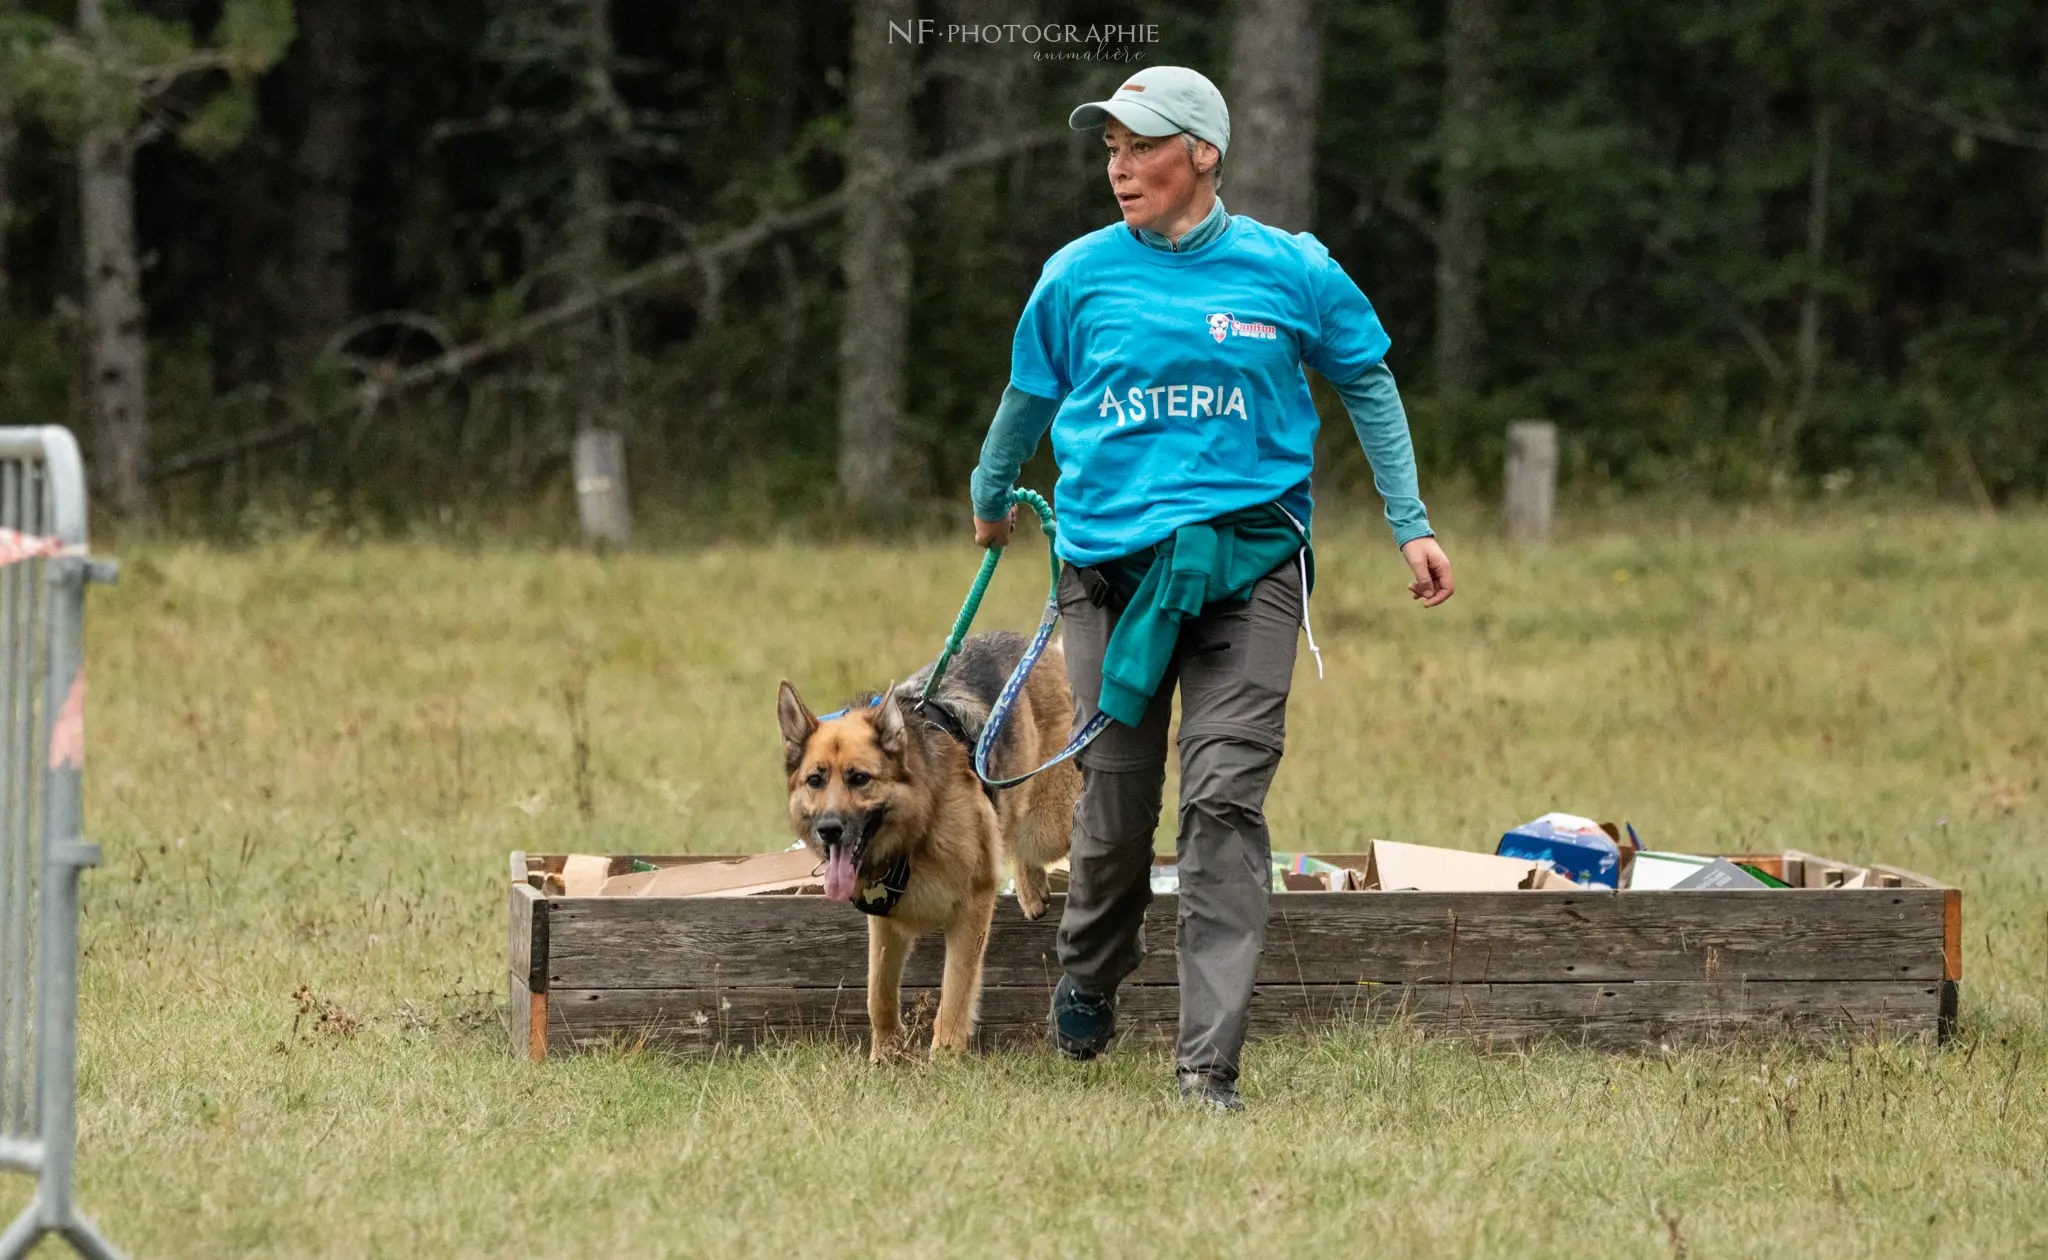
{"left": 778, "top": 631, "right": 1079, "bottom": 1059}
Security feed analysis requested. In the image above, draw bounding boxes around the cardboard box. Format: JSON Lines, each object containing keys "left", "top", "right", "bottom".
{"left": 1364, "top": 840, "right": 1538, "bottom": 892}
{"left": 1495, "top": 813, "right": 1626, "bottom": 888}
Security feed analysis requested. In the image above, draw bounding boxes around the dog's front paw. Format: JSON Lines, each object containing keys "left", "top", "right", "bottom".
{"left": 869, "top": 1028, "right": 912, "bottom": 1064}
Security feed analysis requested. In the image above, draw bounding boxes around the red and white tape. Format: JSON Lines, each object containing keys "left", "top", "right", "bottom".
{"left": 0, "top": 529, "right": 89, "bottom": 767}
{"left": 0, "top": 528, "right": 67, "bottom": 567}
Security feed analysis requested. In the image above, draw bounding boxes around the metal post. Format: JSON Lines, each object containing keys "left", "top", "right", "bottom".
{"left": 0, "top": 428, "right": 125, "bottom": 1260}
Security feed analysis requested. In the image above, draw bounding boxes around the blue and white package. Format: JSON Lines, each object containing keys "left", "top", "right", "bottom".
{"left": 1496, "top": 812, "right": 1624, "bottom": 888}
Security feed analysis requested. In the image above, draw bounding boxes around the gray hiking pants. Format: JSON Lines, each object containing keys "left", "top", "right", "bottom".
{"left": 1054, "top": 557, "right": 1302, "bottom": 1085}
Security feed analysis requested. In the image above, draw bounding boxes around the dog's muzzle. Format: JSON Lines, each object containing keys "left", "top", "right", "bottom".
{"left": 811, "top": 806, "right": 889, "bottom": 860}
{"left": 812, "top": 806, "right": 890, "bottom": 903}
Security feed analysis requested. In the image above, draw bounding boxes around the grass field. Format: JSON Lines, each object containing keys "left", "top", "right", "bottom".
{"left": 7, "top": 501, "right": 2047, "bottom": 1257}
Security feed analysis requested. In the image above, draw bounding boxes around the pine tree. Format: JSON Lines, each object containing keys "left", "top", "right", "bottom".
{"left": 10, "top": 0, "right": 294, "bottom": 522}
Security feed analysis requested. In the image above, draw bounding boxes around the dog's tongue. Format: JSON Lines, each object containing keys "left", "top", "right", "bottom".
{"left": 823, "top": 848, "right": 857, "bottom": 901}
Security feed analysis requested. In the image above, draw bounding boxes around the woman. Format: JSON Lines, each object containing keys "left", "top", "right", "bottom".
{"left": 971, "top": 65, "right": 1454, "bottom": 1112}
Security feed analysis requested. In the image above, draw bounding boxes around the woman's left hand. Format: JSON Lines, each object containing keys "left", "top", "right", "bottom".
{"left": 1401, "top": 536, "right": 1455, "bottom": 607}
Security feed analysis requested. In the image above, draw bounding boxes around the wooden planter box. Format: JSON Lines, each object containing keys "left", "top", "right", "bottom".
{"left": 507, "top": 849, "right": 1959, "bottom": 1061}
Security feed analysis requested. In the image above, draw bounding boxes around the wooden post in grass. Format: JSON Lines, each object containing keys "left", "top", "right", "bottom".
{"left": 1504, "top": 420, "right": 1557, "bottom": 543}
{"left": 574, "top": 428, "right": 630, "bottom": 548}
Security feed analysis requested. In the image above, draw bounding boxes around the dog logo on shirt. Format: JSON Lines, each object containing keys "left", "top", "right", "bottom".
{"left": 1206, "top": 312, "right": 1278, "bottom": 343}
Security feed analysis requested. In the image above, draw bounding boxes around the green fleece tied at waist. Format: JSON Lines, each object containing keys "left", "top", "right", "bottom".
{"left": 1095, "top": 503, "right": 1313, "bottom": 727}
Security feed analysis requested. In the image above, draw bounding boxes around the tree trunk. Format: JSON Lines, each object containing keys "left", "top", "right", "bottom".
{"left": 289, "top": 0, "right": 364, "bottom": 378}
{"left": 212, "top": 151, "right": 280, "bottom": 391}
{"left": 936, "top": 0, "right": 1028, "bottom": 153}
{"left": 0, "top": 108, "right": 15, "bottom": 308}
{"left": 561, "top": 0, "right": 633, "bottom": 436}
{"left": 1436, "top": 0, "right": 1493, "bottom": 397}
{"left": 77, "top": 0, "right": 152, "bottom": 522}
{"left": 836, "top": 0, "right": 916, "bottom": 509}
{"left": 1782, "top": 101, "right": 1831, "bottom": 467}
{"left": 1225, "top": 0, "right": 1325, "bottom": 232}
{"left": 2039, "top": 157, "right": 2048, "bottom": 318}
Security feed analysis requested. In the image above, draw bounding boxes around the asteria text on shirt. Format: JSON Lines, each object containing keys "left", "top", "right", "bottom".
{"left": 1097, "top": 383, "right": 1248, "bottom": 427}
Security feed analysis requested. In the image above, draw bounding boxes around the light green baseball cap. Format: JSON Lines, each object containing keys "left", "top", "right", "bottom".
{"left": 1068, "top": 66, "right": 1230, "bottom": 157}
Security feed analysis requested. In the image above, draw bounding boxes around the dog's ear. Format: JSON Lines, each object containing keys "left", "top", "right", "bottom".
{"left": 777, "top": 680, "right": 817, "bottom": 773}
{"left": 873, "top": 683, "right": 907, "bottom": 759}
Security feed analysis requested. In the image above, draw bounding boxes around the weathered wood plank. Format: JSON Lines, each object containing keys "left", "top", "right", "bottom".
{"left": 509, "top": 969, "right": 548, "bottom": 1062}
{"left": 541, "top": 888, "right": 1948, "bottom": 990}
{"left": 509, "top": 881, "right": 548, "bottom": 991}
{"left": 543, "top": 979, "right": 1946, "bottom": 1057}
{"left": 1260, "top": 889, "right": 1946, "bottom": 984}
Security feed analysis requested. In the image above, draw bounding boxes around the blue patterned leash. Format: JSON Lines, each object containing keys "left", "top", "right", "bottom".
{"left": 826, "top": 490, "right": 1108, "bottom": 780}
{"left": 962, "top": 491, "right": 1113, "bottom": 789}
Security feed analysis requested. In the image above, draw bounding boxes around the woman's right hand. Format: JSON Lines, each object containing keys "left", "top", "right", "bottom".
{"left": 974, "top": 507, "right": 1017, "bottom": 549}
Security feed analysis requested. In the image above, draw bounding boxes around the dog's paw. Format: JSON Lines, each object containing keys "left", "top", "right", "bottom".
{"left": 1017, "top": 889, "right": 1047, "bottom": 921}
{"left": 869, "top": 1031, "right": 915, "bottom": 1065}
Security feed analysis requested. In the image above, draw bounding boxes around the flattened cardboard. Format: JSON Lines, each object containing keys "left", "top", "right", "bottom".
{"left": 1364, "top": 840, "right": 1537, "bottom": 892}
{"left": 557, "top": 853, "right": 613, "bottom": 897}
{"left": 599, "top": 849, "right": 823, "bottom": 897}
{"left": 1521, "top": 866, "right": 1588, "bottom": 890}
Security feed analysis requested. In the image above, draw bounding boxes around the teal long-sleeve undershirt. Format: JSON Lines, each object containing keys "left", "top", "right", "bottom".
{"left": 970, "top": 362, "right": 1435, "bottom": 547}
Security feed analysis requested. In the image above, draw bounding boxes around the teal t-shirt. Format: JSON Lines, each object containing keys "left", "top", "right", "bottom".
{"left": 1009, "top": 213, "right": 1393, "bottom": 566}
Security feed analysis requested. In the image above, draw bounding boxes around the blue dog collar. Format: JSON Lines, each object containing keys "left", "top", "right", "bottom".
{"left": 816, "top": 695, "right": 884, "bottom": 722}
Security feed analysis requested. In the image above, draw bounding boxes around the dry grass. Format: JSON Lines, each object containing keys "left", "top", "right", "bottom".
{"left": 6, "top": 499, "right": 2047, "bottom": 1257}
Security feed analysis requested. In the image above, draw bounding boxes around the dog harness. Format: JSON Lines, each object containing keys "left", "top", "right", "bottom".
{"left": 908, "top": 697, "right": 1002, "bottom": 809}
{"left": 851, "top": 852, "right": 913, "bottom": 917}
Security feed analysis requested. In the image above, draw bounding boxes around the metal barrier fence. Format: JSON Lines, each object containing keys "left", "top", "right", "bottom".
{"left": 0, "top": 429, "right": 124, "bottom": 1259}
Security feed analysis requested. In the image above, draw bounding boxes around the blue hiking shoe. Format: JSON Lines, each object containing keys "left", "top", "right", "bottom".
{"left": 1049, "top": 974, "right": 1116, "bottom": 1060}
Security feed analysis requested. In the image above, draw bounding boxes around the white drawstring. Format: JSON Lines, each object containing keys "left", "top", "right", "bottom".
{"left": 1275, "top": 508, "right": 1323, "bottom": 680}
{"left": 1296, "top": 547, "right": 1323, "bottom": 679}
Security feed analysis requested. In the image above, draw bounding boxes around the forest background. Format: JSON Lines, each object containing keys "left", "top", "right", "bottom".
{"left": 1, "top": 0, "right": 2044, "bottom": 538}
